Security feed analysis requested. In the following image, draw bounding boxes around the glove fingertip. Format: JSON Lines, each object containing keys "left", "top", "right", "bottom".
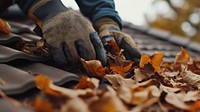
{"left": 90, "top": 32, "right": 107, "bottom": 65}
{"left": 51, "top": 47, "right": 68, "bottom": 66}
{"left": 63, "top": 42, "right": 74, "bottom": 64}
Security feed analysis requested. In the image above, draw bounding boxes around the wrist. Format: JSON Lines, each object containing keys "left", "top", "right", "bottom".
{"left": 94, "top": 17, "right": 120, "bottom": 32}
{"left": 98, "top": 24, "right": 120, "bottom": 33}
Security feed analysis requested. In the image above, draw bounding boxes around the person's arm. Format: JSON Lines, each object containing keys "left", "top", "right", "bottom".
{"left": 76, "top": 0, "right": 142, "bottom": 63}
{"left": 14, "top": 0, "right": 107, "bottom": 66}
{"left": 75, "top": 0, "right": 122, "bottom": 30}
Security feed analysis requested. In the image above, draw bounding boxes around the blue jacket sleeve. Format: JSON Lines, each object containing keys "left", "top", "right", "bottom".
{"left": 16, "top": 0, "right": 39, "bottom": 14}
{"left": 75, "top": 0, "right": 122, "bottom": 28}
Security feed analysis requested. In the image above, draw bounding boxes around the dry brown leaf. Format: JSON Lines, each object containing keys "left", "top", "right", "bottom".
{"left": 107, "top": 40, "right": 121, "bottom": 55}
{"left": 89, "top": 92, "right": 127, "bottom": 112}
{"left": 109, "top": 56, "right": 133, "bottom": 77}
{"left": 114, "top": 79, "right": 160, "bottom": 105}
{"left": 50, "top": 84, "right": 94, "bottom": 98}
{"left": 183, "top": 91, "right": 200, "bottom": 102}
{"left": 165, "top": 91, "right": 190, "bottom": 110}
{"left": 140, "top": 52, "right": 164, "bottom": 72}
{"left": 36, "top": 75, "right": 94, "bottom": 98}
{"left": 29, "top": 48, "right": 200, "bottom": 111}
{"left": 75, "top": 76, "right": 99, "bottom": 90}
{"left": 158, "top": 102, "right": 168, "bottom": 112}
{"left": 80, "top": 58, "right": 105, "bottom": 77}
{"left": 160, "top": 84, "right": 181, "bottom": 93}
{"left": 190, "top": 100, "right": 200, "bottom": 112}
{"left": 117, "top": 86, "right": 132, "bottom": 104}
{"left": 139, "top": 55, "right": 150, "bottom": 68}
{"left": 105, "top": 74, "right": 136, "bottom": 89}
{"left": 134, "top": 68, "right": 148, "bottom": 82}
{"left": 187, "top": 60, "right": 200, "bottom": 74}
{"left": 0, "top": 18, "right": 11, "bottom": 33}
{"left": 32, "top": 97, "right": 54, "bottom": 112}
{"left": 105, "top": 86, "right": 117, "bottom": 96}
{"left": 61, "top": 97, "right": 89, "bottom": 112}
{"left": 130, "top": 97, "right": 159, "bottom": 112}
{"left": 131, "top": 85, "right": 160, "bottom": 105}
{"left": 182, "top": 69, "right": 200, "bottom": 89}
{"left": 173, "top": 91, "right": 200, "bottom": 103}
{"left": 174, "top": 47, "right": 189, "bottom": 64}
{"left": 131, "top": 79, "right": 154, "bottom": 90}
{"left": 151, "top": 52, "right": 164, "bottom": 72}
{"left": 161, "top": 71, "right": 179, "bottom": 78}
{"left": 35, "top": 75, "right": 62, "bottom": 97}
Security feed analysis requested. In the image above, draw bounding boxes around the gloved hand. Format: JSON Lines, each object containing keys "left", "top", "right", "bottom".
{"left": 19, "top": 0, "right": 107, "bottom": 65}
{"left": 94, "top": 18, "right": 142, "bottom": 63}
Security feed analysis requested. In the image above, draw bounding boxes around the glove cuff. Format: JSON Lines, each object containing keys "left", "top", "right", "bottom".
{"left": 94, "top": 17, "right": 121, "bottom": 32}
{"left": 28, "top": 0, "right": 67, "bottom": 29}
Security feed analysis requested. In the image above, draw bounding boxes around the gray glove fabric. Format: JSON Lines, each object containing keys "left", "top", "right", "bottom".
{"left": 42, "top": 10, "right": 107, "bottom": 65}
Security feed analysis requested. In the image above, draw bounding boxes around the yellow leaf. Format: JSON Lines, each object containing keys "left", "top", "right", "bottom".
{"left": 139, "top": 53, "right": 164, "bottom": 72}
{"left": 151, "top": 52, "right": 164, "bottom": 72}
{"left": 139, "top": 55, "right": 150, "bottom": 68}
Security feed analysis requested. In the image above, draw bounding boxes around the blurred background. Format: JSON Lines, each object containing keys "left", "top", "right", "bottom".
{"left": 62, "top": 0, "right": 200, "bottom": 43}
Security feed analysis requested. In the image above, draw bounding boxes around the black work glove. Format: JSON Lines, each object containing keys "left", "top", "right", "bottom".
{"left": 94, "top": 17, "right": 142, "bottom": 63}
{"left": 18, "top": 0, "right": 107, "bottom": 65}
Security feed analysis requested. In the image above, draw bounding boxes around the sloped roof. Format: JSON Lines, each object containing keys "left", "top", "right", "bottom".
{"left": 0, "top": 5, "right": 199, "bottom": 112}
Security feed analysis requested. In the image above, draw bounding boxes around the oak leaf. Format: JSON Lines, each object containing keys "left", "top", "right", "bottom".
{"left": 140, "top": 52, "right": 164, "bottom": 72}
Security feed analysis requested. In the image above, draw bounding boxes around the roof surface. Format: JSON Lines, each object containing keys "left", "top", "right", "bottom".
{"left": 0, "top": 5, "right": 199, "bottom": 112}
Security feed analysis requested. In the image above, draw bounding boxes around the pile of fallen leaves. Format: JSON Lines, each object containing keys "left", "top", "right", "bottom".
{"left": 17, "top": 39, "right": 50, "bottom": 56}
{"left": 0, "top": 19, "right": 49, "bottom": 56}
{"left": 29, "top": 40, "right": 200, "bottom": 112}
{"left": 1, "top": 18, "right": 200, "bottom": 111}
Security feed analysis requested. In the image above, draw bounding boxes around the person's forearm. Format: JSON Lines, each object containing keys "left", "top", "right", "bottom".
{"left": 75, "top": 0, "right": 122, "bottom": 29}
